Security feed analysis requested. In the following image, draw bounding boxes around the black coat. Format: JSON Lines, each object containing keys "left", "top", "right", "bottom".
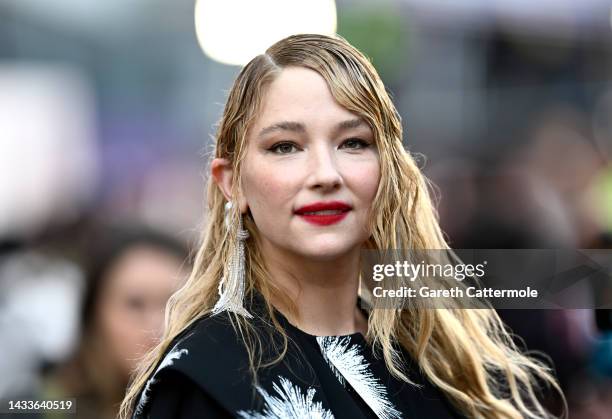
{"left": 132, "top": 290, "right": 464, "bottom": 419}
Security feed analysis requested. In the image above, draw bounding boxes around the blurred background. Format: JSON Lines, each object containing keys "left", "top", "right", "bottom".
{"left": 1, "top": 0, "right": 612, "bottom": 417}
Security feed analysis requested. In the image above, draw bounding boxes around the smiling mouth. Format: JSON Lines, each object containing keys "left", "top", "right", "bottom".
{"left": 294, "top": 202, "right": 352, "bottom": 226}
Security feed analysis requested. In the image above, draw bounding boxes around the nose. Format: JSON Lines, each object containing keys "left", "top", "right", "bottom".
{"left": 306, "top": 142, "right": 343, "bottom": 191}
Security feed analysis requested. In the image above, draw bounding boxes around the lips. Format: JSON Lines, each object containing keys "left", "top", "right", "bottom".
{"left": 294, "top": 201, "right": 352, "bottom": 226}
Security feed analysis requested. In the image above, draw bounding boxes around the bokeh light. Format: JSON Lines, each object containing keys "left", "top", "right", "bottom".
{"left": 194, "top": 0, "right": 337, "bottom": 66}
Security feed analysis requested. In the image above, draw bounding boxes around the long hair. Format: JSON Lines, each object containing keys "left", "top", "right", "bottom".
{"left": 120, "top": 34, "right": 564, "bottom": 419}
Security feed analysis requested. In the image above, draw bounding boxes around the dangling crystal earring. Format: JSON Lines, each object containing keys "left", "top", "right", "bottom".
{"left": 212, "top": 201, "right": 253, "bottom": 318}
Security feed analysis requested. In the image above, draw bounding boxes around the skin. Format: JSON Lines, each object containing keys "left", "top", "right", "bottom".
{"left": 95, "top": 245, "right": 186, "bottom": 377}
{"left": 212, "top": 66, "right": 380, "bottom": 336}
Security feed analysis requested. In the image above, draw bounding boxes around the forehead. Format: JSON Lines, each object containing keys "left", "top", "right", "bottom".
{"left": 251, "top": 66, "right": 360, "bottom": 131}
{"left": 105, "top": 245, "right": 183, "bottom": 290}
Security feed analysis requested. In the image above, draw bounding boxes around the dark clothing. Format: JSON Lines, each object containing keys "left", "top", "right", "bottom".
{"left": 132, "top": 291, "right": 463, "bottom": 419}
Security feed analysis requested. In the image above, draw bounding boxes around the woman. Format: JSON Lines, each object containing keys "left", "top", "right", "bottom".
{"left": 120, "top": 34, "right": 564, "bottom": 419}
{"left": 42, "top": 225, "right": 188, "bottom": 419}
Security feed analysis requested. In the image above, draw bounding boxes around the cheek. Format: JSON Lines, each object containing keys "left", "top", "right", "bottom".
{"left": 96, "top": 300, "right": 147, "bottom": 367}
{"left": 343, "top": 158, "right": 381, "bottom": 203}
{"left": 242, "top": 160, "right": 299, "bottom": 214}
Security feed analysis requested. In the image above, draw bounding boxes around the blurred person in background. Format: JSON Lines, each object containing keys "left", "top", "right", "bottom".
{"left": 40, "top": 224, "right": 189, "bottom": 419}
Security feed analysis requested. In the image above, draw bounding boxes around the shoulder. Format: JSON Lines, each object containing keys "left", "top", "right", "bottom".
{"left": 170, "top": 311, "right": 248, "bottom": 357}
{"left": 133, "top": 311, "right": 269, "bottom": 418}
{"left": 167, "top": 309, "right": 281, "bottom": 373}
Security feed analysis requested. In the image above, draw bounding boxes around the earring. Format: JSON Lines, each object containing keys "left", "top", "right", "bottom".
{"left": 212, "top": 201, "right": 253, "bottom": 318}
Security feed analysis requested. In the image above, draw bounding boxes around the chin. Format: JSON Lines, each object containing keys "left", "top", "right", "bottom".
{"left": 297, "top": 240, "right": 358, "bottom": 262}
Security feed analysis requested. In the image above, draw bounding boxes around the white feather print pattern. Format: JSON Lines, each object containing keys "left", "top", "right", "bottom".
{"left": 237, "top": 376, "right": 335, "bottom": 419}
{"left": 133, "top": 344, "right": 189, "bottom": 417}
{"left": 316, "top": 336, "right": 402, "bottom": 419}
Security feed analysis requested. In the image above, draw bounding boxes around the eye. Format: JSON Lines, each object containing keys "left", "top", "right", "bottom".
{"left": 269, "top": 141, "right": 299, "bottom": 154}
{"left": 340, "top": 138, "right": 370, "bottom": 150}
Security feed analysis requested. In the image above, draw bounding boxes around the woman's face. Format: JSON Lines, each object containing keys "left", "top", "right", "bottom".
{"left": 240, "top": 66, "right": 380, "bottom": 261}
{"left": 95, "top": 245, "right": 186, "bottom": 377}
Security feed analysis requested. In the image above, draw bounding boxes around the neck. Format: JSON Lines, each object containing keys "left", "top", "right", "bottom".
{"left": 260, "top": 240, "right": 368, "bottom": 337}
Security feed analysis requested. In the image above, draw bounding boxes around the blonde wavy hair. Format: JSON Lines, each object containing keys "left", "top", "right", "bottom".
{"left": 119, "top": 34, "right": 565, "bottom": 419}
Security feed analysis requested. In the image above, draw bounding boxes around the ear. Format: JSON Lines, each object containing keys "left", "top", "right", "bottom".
{"left": 211, "top": 158, "right": 248, "bottom": 213}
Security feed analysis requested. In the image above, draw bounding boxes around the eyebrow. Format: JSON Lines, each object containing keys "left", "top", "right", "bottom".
{"left": 257, "top": 118, "right": 368, "bottom": 138}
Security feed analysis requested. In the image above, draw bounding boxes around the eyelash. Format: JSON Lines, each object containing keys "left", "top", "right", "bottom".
{"left": 268, "top": 138, "right": 371, "bottom": 154}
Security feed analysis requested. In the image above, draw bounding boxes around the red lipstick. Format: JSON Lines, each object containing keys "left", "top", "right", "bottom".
{"left": 294, "top": 201, "right": 352, "bottom": 226}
